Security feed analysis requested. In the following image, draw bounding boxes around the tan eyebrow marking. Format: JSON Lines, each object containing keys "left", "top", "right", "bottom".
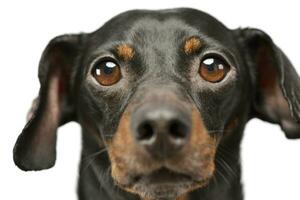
{"left": 116, "top": 44, "right": 135, "bottom": 61}
{"left": 184, "top": 37, "right": 202, "bottom": 55}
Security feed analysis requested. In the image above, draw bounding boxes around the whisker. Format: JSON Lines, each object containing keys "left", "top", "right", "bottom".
{"left": 81, "top": 157, "right": 96, "bottom": 173}
{"left": 104, "top": 134, "right": 115, "bottom": 138}
{"left": 217, "top": 146, "right": 238, "bottom": 161}
{"left": 81, "top": 148, "right": 108, "bottom": 173}
{"left": 215, "top": 168, "right": 230, "bottom": 185}
{"left": 82, "top": 148, "right": 108, "bottom": 161}
{"left": 215, "top": 157, "right": 237, "bottom": 179}
{"left": 220, "top": 156, "right": 237, "bottom": 177}
{"left": 207, "top": 130, "right": 233, "bottom": 134}
{"left": 97, "top": 165, "right": 124, "bottom": 196}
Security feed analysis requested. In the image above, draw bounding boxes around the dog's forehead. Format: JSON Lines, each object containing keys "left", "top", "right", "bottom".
{"left": 89, "top": 8, "right": 233, "bottom": 48}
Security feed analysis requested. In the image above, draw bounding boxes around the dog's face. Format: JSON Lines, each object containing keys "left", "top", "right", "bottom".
{"left": 14, "top": 8, "right": 300, "bottom": 200}
{"left": 78, "top": 11, "right": 243, "bottom": 199}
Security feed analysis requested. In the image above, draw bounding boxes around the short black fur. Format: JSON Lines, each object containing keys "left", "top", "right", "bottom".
{"left": 14, "top": 8, "right": 300, "bottom": 200}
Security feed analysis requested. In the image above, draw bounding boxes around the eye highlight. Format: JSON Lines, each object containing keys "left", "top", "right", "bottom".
{"left": 92, "top": 58, "right": 121, "bottom": 86}
{"left": 199, "top": 56, "right": 230, "bottom": 83}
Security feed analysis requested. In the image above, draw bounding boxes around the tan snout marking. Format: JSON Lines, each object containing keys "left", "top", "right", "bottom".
{"left": 166, "top": 106, "right": 216, "bottom": 192}
{"left": 189, "top": 107, "right": 216, "bottom": 176}
{"left": 108, "top": 111, "right": 134, "bottom": 185}
{"left": 117, "top": 44, "right": 135, "bottom": 61}
{"left": 108, "top": 110, "right": 160, "bottom": 187}
{"left": 184, "top": 37, "right": 202, "bottom": 55}
{"left": 109, "top": 103, "right": 216, "bottom": 199}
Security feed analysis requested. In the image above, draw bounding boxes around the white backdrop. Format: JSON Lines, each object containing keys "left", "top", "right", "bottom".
{"left": 0, "top": 0, "right": 300, "bottom": 199}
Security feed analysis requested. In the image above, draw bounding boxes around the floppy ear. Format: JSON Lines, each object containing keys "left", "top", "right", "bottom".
{"left": 239, "top": 28, "right": 300, "bottom": 139}
{"left": 14, "top": 34, "right": 85, "bottom": 171}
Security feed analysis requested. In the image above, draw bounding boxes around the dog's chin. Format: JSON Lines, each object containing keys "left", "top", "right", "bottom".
{"left": 121, "top": 168, "right": 210, "bottom": 200}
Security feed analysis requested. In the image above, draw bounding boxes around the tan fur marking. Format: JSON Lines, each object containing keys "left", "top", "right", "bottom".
{"left": 108, "top": 103, "right": 216, "bottom": 199}
{"left": 117, "top": 44, "right": 135, "bottom": 61}
{"left": 109, "top": 109, "right": 160, "bottom": 187}
{"left": 166, "top": 106, "right": 216, "bottom": 193}
{"left": 184, "top": 37, "right": 202, "bottom": 55}
{"left": 188, "top": 107, "right": 216, "bottom": 179}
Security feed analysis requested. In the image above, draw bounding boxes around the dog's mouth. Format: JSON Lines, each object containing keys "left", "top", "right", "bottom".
{"left": 133, "top": 167, "right": 193, "bottom": 185}
{"left": 121, "top": 167, "right": 210, "bottom": 199}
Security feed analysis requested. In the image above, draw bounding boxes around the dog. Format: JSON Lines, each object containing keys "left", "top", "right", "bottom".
{"left": 13, "top": 8, "right": 300, "bottom": 200}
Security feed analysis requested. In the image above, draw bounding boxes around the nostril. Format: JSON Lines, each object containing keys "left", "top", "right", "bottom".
{"left": 137, "top": 121, "right": 155, "bottom": 141}
{"left": 168, "top": 120, "right": 189, "bottom": 139}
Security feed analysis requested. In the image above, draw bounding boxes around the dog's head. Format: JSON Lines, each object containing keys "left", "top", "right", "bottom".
{"left": 14, "top": 8, "right": 300, "bottom": 200}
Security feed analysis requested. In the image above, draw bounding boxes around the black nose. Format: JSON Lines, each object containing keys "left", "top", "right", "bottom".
{"left": 132, "top": 104, "right": 191, "bottom": 160}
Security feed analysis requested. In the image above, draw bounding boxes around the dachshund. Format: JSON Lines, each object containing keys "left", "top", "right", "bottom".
{"left": 13, "top": 8, "right": 300, "bottom": 200}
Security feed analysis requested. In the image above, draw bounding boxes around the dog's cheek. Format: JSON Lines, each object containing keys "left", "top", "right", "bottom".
{"left": 108, "top": 111, "right": 134, "bottom": 185}
{"left": 190, "top": 107, "right": 216, "bottom": 180}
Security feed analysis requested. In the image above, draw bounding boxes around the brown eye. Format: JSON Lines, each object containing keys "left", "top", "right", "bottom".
{"left": 199, "top": 56, "right": 230, "bottom": 83}
{"left": 92, "top": 59, "right": 121, "bottom": 86}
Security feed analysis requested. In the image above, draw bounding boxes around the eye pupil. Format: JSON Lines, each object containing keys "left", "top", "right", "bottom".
{"left": 103, "top": 66, "right": 114, "bottom": 74}
{"left": 92, "top": 59, "right": 121, "bottom": 86}
{"left": 207, "top": 64, "right": 215, "bottom": 72}
{"left": 199, "top": 56, "right": 229, "bottom": 83}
